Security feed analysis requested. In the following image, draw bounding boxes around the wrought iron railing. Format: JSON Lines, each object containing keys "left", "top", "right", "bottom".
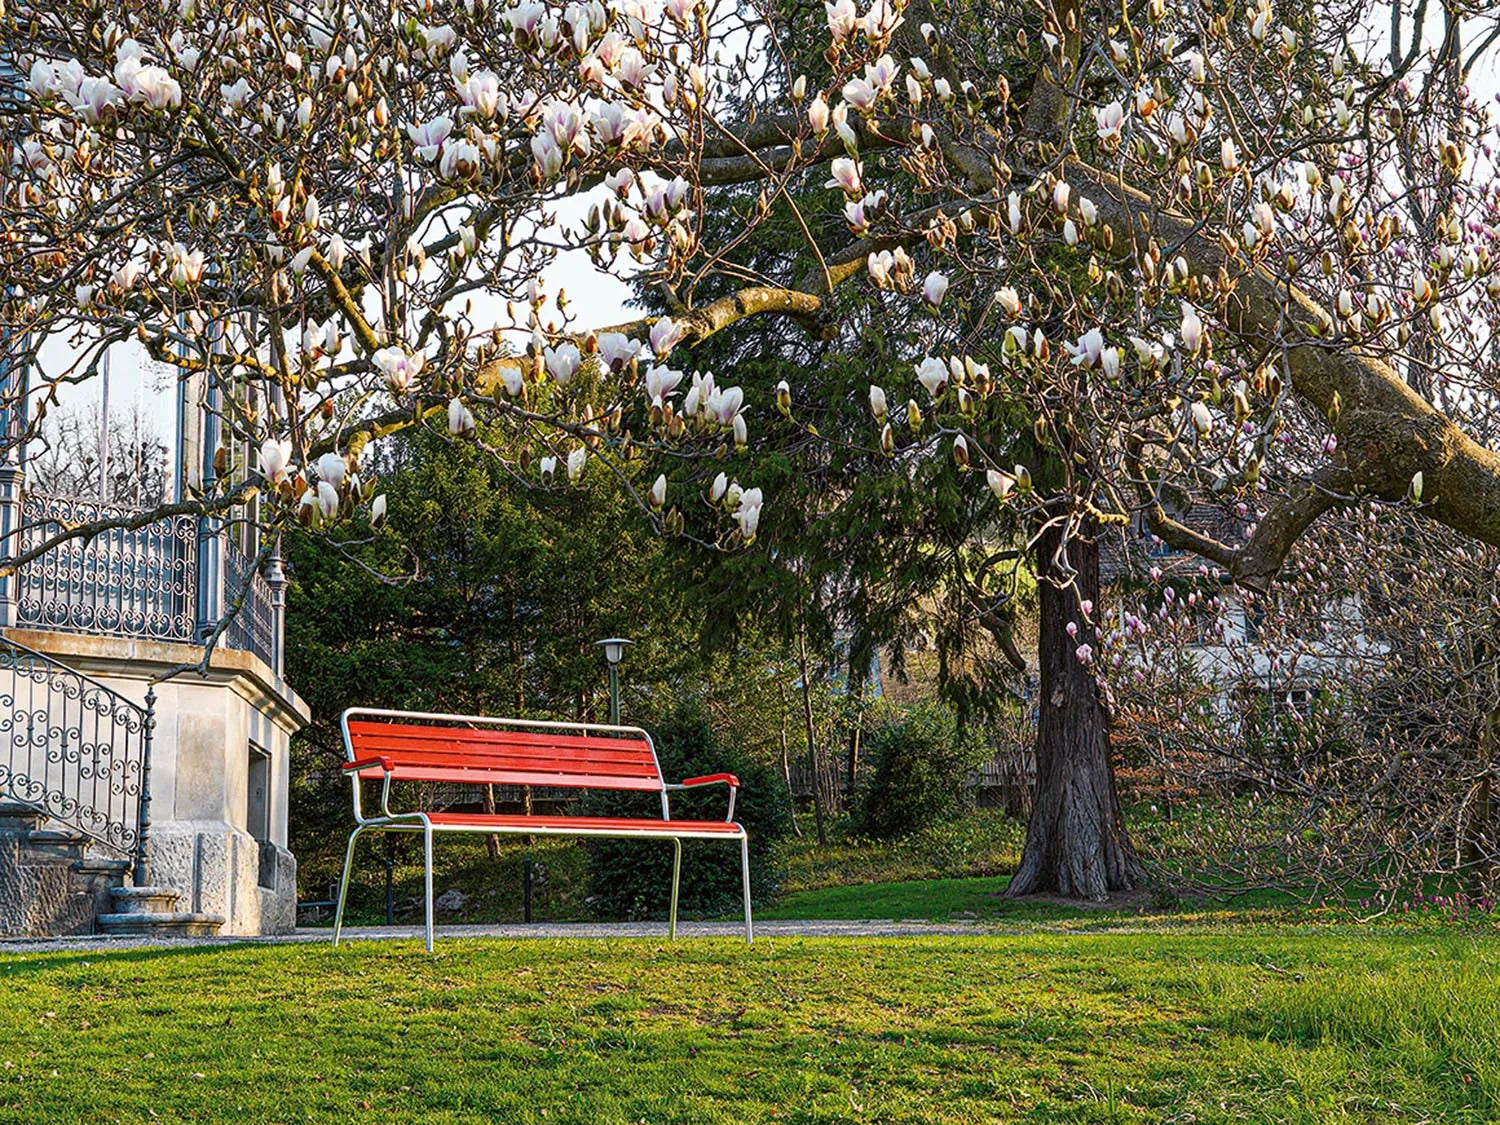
{"left": 15, "top": 494, "right": 198, "bottom": 642}
{"left": 225, "top": 544, "right": 276, "bottom": 669}
{"left": 0, "top": 637, "right": 153, "bottom": 873}
{"left": 12, "top": 492, "right": 276, "bottom": 666}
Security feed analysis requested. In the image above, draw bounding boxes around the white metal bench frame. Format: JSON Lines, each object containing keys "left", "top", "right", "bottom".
{"left": 332, "top": 707, "right": 753, "bottom": 951}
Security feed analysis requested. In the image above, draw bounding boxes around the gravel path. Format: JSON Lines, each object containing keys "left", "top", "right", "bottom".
{"left": 0, "top": 918, "right": 1011, "bottom": 955}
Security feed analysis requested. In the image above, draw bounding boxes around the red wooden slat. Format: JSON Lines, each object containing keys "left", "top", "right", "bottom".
{"left": 347, "top": 722, "right": 651, "bottom": 755}
{"left": 355, "top": 754, "right": 659, "bottom": 780}
{"left": 355, "top": 765, "right": 664, "bottom": 790}
{"left": 348, "top": 736, "right": 657, "bottom": 769}
{"left": 425, "top": 813, "right": 741, "bottom": 834}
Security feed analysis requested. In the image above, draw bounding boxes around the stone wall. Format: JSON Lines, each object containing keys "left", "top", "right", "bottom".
{"left": 2, "top": 630, "right": 310, "bottom": 935}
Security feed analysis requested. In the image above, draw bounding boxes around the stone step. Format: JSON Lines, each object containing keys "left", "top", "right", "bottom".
{"left": 23, "top": 828, "right": 92, "bottom": 861}
{"left": 94, "top": 912, "right": 226, "bottom": 937}
{"left": 107, "top": 885, "right": 182, "bottom": 916}
{"left": 0, "top": 801, "right": 47, "bottom": 834}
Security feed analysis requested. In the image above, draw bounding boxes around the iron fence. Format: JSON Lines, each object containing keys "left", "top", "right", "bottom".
{"left": 0, "top": 636, "right": 153, "bottom": 868}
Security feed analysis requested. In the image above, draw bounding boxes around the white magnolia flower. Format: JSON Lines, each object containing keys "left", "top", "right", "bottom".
{"left": 710, "top": 472, "right": 728, "bottom": 501}
{"left": 371, "top": 494, "right": 387, "bottom": 526}
{"left": 258, "top": 438, "right": 292, "bottom": 482}
{"left": 645, "top": 364, "right": 684, "bottom": 405}
{"left": 1094, "top": 100, "right": 1125, "bottom": 142}
{"left": 448, "top": 396, "right": 476, "bottom": 436}
{"left": 1180, "top": 306, "right": 1204, "bottom": 354}
{"left": 649, "top": 317, "right": 683, "bottom": 357}
{"left": 869, "top": 384, "right": 888, "bottom": 421}
{"left": 996, "top": 286, "right": 1022, "bottom": 317}
{"left": 649, "top": 474, "right": 667, "bottom": 509}
{"left": 916, "top": 356, "right": 947, "bottom": 398}
{"left": 317, "top": 480, "right": 339, "bottom": 519}
{"left": 316, "top": 452, "right": 346, "bottom": 487}
{"left": 921, "top": 271, "right": 949, "bottom": 306}
{"left": 540, "top": 455, "right": 558, "bottom": 480}
{"left": 827, "top": 157, "right": 863, "bottom": 196}
{"left": 734, "top": 487, "right": 764, "bottom": 541}
{"left": 544, "top": 342, "right": 581, "bottom": 385}
{"left": 1189, "top": 401, "right": 1213, "bottom": 435}
{"left": 597, "top": 332, "right": 639, "bottom": 372}
{"left": 987, "top": 468, "right": 1016, "bottom": 500}
{"left": 373, "top": 347, "right": 423, "bottom": 393}
{"left": 566, "top": 446, "right": 587, "bottom": 482}
{"left": 1068, "top": 328, "right": 1105, "bottom": 368}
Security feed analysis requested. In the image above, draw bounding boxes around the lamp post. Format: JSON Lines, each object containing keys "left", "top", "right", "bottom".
{"left": 595, "top": 637, "right": 632, "bottom": 725}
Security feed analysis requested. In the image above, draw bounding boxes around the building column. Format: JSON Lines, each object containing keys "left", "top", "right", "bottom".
{"left": 0, "top": 340, "right": 28, "bottom": 630}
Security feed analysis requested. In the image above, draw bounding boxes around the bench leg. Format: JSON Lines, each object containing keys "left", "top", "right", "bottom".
{"left": 669, "top": 838, "right": 682, "bottom": 940}
{"left": 332, "top": 825, "right": 364, "bottom": 948}
{"left": 740, "top": 835, "right": 754, "bottom": 944}
{"left": 423, "top": 821, "right": 436, "bottom": 953}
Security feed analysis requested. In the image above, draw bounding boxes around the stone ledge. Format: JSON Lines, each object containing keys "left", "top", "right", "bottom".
{"left": 3, "top": 627, "right": 310, "bottom": 731}
{"left": 95, "top": 912, "right": 225, "bottom": 936}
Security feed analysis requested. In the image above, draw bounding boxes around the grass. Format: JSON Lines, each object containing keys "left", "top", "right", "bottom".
{"left": 0, "top": 927, "right": 1498, "bottom": 1122}
{"left": 757, "top": 875, "right": 1099, "bottom": 922}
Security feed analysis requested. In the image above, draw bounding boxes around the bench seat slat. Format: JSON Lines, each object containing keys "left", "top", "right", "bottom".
{"left": 346, "top": 722, "right": 653, "bottom": 754}
{"left": 355, "top": 765, "right": 666, "bottom": 790}
{"left": 349, "top": 747, "right": 661, "bottom": 773}
{"left": 347, "top": 740, "right": 660, "bottom": 771}
{"left": 423, "top": 812, "right": 743, "bottom": 834}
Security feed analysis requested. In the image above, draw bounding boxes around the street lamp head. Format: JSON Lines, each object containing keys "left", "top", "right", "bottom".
{"left": 595, "top": 637, "right": 632, "bottom": 666}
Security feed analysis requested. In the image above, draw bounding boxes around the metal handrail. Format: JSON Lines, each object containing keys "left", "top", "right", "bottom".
{"left": 0, "top": 636, "right": 154, "bottom": 878}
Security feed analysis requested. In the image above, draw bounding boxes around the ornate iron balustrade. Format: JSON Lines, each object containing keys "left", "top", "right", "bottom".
{"left": 225, "top": 544, "right": 275, "bottom": 669}
{"left": 0, "top": 637, "right": 153, "bottom": 872}
{"left": 15, "top": 494, "right": 197, "bottom": 642}
{"left": 12, "top": 493, "right": 277, "bottom": 666}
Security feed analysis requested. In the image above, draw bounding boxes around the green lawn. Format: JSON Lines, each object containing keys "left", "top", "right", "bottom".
{"left": 756, "top": 875, "right": 1098, "bottom": 922}
{"left": 1, "top": 928, "right": 1497, "bottom": 1122}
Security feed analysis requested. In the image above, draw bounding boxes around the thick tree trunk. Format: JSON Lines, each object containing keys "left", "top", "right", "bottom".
{"left": 1007, "top": 525, "right": 1146, "bottom": 900}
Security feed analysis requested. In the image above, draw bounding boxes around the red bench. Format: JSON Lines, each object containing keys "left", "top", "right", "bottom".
{"left": 332, "top": 708, "right": 752, "bottom": 950}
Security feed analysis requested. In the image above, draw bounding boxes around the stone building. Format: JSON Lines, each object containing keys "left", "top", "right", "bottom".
{"left": 0, "top": 355, "right": 308, "bottom": 937}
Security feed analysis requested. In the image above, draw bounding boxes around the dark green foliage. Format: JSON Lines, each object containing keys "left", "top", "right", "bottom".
{"left": 584, "top": 706, "right": 793, "bottom": 919}
{"left": 851, "top": 703, "right": 990, "bottom": 839}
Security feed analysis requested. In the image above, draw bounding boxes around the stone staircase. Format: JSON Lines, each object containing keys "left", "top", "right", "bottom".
{"left": 0, "top": 802, "right": 222, "bottom": 938}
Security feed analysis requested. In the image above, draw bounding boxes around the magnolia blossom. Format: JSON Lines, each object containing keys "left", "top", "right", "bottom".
{"left": 826, "top": 0, "right": 857, "bottom": 41}
{"left": 566, "top": 447, "right": 587, "bottom": 482}
{"left": 996, "top": 286, "right": 1023, "bottom": 317}
{"left": 649, "top": 317, "right": 683, "bottom": 357}
{"left": 540, "top": 455, "right": 558, "bottom": 480}
{"left": 544, "top": 343, "right": 582, "bottom": 385}
{"left": 1094, "top": 101, "right": 1125, "bottom": 142}
{"left": 1189, "top": 401, "right": 1213, "bottom": 435}
{"left": 645, "top": 364, "right": 684, "bottom": 405}
{"left": 987, "top": 468, "right": 1016, "bottom": 500}
{"left": 869, "top": 384, "right": 888, "bottom": 421}
{"left": 597, "top": 332, "right": 639, "bottom": 371}
{"left": 316, "top": 480, "right": 339, "bottom": 519}
{"left": 809, "top": 94, "right": 830, "bottom": 136}
{"left": 258, "top": 439, "right": 292, "bottom": 483}
{"left": 916, "top": 356, "right": 947, "bottom": 398}
{"left": 316, "top": 452, "right": 347, "bottom": 487}
{"left": 921, "top": 271, "right": 949, "bottom": 306}
{"left": 374, "top": 347, "right": 423, "bottom": 393}
{"left": 371, "top": 495, "right": 387, "bottom": 526}
{"left": 448, "top": 396, "right": 476, "bottom": 436}
{"left": 735, "top": 487, "right": 764, "bottom": 541}
{"left": 1068, "top": 328, "right": 1105, "bottom": 368}
{"left": 827, "top": 157, "right": 863, "bottom": 196}
{"left": 1180, "top": 307, "right": 1204, "bottom": 354}
{"left": 710, "top": 472, "right": 729, "bottom": 502}
{"left": 649, "top": 474, "right": 667, "bottom": 509}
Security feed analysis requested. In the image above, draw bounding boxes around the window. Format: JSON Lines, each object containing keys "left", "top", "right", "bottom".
{"left": 246, "top": 744, "right": 271, "bottom": 843}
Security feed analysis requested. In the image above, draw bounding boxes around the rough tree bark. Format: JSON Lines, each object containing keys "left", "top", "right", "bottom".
{"left": 1008, "top": 522, "right": 1146, "bottom": 899}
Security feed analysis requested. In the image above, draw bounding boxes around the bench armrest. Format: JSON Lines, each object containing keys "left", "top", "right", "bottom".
{"left": 674, "top": 773, "right": 739, "bottom": 789}
{"left": 342, "top": 756, "right": 394, "bottom": 774}
{"left": 666, "top": 773, "right": 741, "bottom": 822}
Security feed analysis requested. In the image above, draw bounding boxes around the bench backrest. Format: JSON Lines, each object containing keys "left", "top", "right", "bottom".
{"left": 340, "top": 708, "right": 666, "bottom": 798}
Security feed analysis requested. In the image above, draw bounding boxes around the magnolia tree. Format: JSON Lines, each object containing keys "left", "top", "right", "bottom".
{"left": 8, "top": 0, "right": 1500, "bottom": 898}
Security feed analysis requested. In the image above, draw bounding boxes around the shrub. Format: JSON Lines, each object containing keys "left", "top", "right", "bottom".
{"left": 585, "top": 706, "right": 793, "bottom": 920}
{"left": 851, "top": 703, "right": 990, "bottom": 839}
